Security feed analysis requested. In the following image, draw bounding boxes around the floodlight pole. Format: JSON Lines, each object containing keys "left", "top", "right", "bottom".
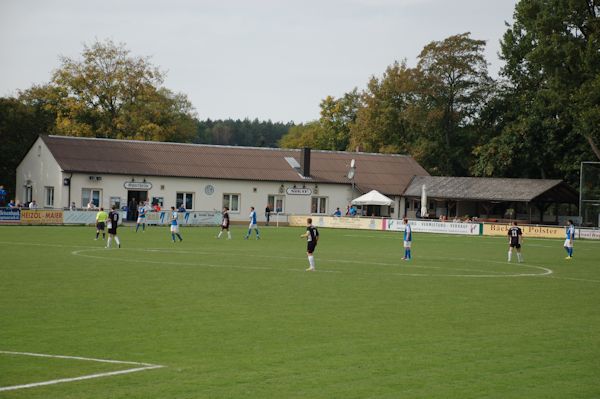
{"left": 579, "top": 162, "right": 583, "bottom": 220}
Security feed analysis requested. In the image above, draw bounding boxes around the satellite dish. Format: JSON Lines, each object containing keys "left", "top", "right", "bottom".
{"left": 350, "top": 159, "right": 356, "bottom": 168}
{"left": 347, "top": 168, "right": 355, "bottom": 180}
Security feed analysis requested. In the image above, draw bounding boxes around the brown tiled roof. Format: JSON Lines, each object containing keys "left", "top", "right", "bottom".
{"left": 404, "top": 176, "right": 578, "bottom": 203}
{"left": 41, "top": 135, "right": 429, "bottom": 196}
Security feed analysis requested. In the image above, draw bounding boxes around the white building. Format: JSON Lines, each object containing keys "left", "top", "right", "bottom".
{"left": 16, "top": 135, "right": 429, "bottom": 223}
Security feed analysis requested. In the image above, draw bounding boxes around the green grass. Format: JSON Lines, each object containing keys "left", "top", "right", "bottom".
{"left": 0, "top": 224, "right": 599, "bottom": 398}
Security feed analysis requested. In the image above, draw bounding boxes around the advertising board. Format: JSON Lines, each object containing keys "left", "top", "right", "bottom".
{"left": 20, "top": 210, "right": 64, "bottom": 225}
{"left": 483, "top": 223, "right": 565, "bottom": 239}
{"left": 385, "top": 219, "right": 481, "bottom": 235}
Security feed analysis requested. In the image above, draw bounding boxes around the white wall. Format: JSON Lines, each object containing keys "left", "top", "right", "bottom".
{"left": 66, "top": 174, "right": 356, "bottom": 223}
{"left": 16, "top": 137, "right": 64, "bottom": 208}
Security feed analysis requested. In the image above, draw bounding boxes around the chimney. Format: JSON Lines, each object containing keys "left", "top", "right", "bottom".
{"left": 300, "top": 147, "right": 311, "bottom": 177}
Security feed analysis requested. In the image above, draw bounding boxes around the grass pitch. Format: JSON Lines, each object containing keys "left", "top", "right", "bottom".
{"left": 1, "top": 224, "right": 599, "bottom": 398}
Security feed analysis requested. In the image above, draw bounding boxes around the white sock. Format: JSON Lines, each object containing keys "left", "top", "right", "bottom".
{"left": 217, "top": 231, "right": 222, "bottom": 238}
{"left": 508, "top": 251, "right": 512, "bottom": 262}
{"left": 107, "top": 237, "right": 112, "bottom": 247}
{"left": 308, "top": 255, "right": 315, "bottom": 269}
{"left": 115, "top": 236, "right": 120, "bottom": 246}
{"left": 517, "top": 253, "right": 522, "bottom": 262}
{"left": 227, "top": 231, "right": 231, "bottom": 239}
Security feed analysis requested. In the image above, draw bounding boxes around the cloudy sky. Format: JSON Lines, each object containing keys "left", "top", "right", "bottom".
{"left": 0, "top": 0, "right": 517, "bottom": 123}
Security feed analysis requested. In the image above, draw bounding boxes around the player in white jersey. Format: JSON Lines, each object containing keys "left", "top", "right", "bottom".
{"left": 244, "top": 206, "right": 260, "bottom": 239}
{"left": 170, "top": 206, "right": 183, "bottom": 243}
{"left": 564, "top": 219, "right": 575, "bottom": 259}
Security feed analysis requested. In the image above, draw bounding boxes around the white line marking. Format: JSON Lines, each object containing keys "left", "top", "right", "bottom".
{"left": 0, "top": 351, "right": 164, "bottom": 392}
{"left": 70, "top": 248, "right": 552, "bottom": 278}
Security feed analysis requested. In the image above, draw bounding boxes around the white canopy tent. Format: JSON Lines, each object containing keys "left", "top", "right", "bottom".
{"left": 351, "top": 190, "right": 394, "bottom": 206}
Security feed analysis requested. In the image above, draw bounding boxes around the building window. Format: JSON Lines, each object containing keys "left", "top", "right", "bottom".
{"left": 44, "top": 187, "right": 54, "bottom": 207}
{"left": 268, "top": 195, "right": 285, "bottom": 213}
{"left": 223, "top": 194, "right": 240, "bottom": 212}
{"left": 82, "top": 189, "right": 101, "bottom": 207}
{"left": 176, "top": 192, "right": 194, "bottom": 210}
{"left": 311, "top": 197, "right": 327, "bottom": 214}
{"left": 24, "top": 185, "right": 33, "bottom": 203}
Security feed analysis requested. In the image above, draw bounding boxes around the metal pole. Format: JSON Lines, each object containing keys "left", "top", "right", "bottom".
{"left": 579, "top": 161, "right": 584, "bottom": 221}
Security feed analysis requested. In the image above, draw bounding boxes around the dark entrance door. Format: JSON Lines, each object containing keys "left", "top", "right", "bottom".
{"left": 127, "top": 191, "right": 148, "bottom": 221}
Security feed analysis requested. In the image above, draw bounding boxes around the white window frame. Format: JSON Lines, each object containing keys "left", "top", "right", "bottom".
{"left": 82, "top": 188, "right": 101, "bottom": 208}
{"left": 176, "top": 192, "right": 194, "bottom": 210}
{"left": 44, "top": 186, "right": 54, "bottom": 207}
{"left": 223, "top": 193, "right": 240, "bottom": 213}
{"left": 268, "top": 194, "right": 285, "bottom": 213}
{"left": 311, "top": 196, "right": 328, "bottom": 214}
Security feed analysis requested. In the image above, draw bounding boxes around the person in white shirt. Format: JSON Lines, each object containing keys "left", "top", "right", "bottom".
{"left": 28, "top": 200, "right": 38, "bottom": 209}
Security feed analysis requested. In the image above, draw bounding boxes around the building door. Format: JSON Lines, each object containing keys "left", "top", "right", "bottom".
{"left": 127, "top": 191, "right": 148, "bottom": 221}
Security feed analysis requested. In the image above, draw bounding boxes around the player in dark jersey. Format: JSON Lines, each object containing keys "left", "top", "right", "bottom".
{"left": 507, "top": 221, "right": 523, "bottom": 262}
{"left": 300, "top": 217, "right": 319, "bottom": 271}
{"left": 217, "top": 207, "right": 232, "bottom": 239}
{"left": 106, "top": 205, "right": 121, "bottom": 249}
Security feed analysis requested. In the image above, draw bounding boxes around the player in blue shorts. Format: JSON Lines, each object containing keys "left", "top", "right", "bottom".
{"left": 564, "top": 219, "right": 575, "bottom": 259}
{"left": 244, "top": 206, "right": 260, "bottom": 239}
{"left": 170, "top": 206, "right": 183, "bottom": 242}
{"left": 401, "top": 217, "right": 412, "bottom": 261}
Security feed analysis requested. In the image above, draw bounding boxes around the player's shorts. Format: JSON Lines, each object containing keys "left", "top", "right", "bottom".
{"left": 509, "top": 242, "right": 521, "bottom": 249}
{"left": 137, "top": 217, "right": 145, "bottom": 224}
{"left": 403, "top": 240, "right": 412, "bottom": 248}
{"left": 564, "top": 238, "right": 573, "bottom": 248}
{"left": 96, "top": 222, "right": 105, "bottom": 230}
{"left": 221, "top": 222, "right": 229, "bottom": 229}
{"left": 307, "top": 242, "right": 317, "bottom": 254}
{"left": 249, "top": 223, "right": 257, "bottom": 229}
{"left": 108, "top": 226, "right": 117, "bottom": 235}
{"left": 170, "top": 224, "right": 179, "bottom": 233}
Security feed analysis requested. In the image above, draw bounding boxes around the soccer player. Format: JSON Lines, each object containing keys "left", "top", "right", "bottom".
{"left": 135, "top": 202, "right": 148, "bottom": 232}
{"left": 217, "top": 207, "right": 232, "bottom": 239}
{"left": 401, "top": 217, "right": 412, "bottom": 261}
{"left": 95, "top": 207, "right": 108, "bottom": 240}
{"left": 507, "top": 221, "right": 523, "bottom": 262}
{"left": 564, "top": 219, "right": 575, "bottom": 259}
{"left": 300, "top": 217, "right": 319, "bottom": 271}
{"left": 106, "top": 205, "right": 121, "bottom": 248}
{"left": 244, "top": 206, "right": 260, "bottom": 239}
{"left": 170, "top": 206, "right": 183, "bottom": 243}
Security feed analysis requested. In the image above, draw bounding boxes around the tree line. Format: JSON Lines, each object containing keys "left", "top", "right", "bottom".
{"left": 1, "top": 0, "right": 599, "bottom": 200}
{"left": 279, "top": 0, "right": 600, "bottom": 186}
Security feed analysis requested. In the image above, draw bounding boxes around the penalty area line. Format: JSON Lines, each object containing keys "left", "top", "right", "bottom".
{"left": 0, "top": 351, "right": 164, "bottom": 392}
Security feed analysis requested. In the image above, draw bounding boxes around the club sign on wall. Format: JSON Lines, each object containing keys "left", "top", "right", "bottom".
{"left": 286, "top": 187, "right": 312, "bottom": 195}
{"left": 124, "top": 181, "right": 153, "bottom": 190}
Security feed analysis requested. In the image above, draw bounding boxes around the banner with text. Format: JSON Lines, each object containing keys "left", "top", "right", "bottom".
{"left": 0, "top": 209, "right": 20, "bottom": 224}
{"left": 20, "top": 210, "right": 64, "bottom": 225}
{"left": 577, "top": 228, "right": 600, "bottom": 240}
{"left": 384, "top": 219, "right": 481, "bottom": 235}
{"left": 483, "top": 223, "right": 565, "bottom": 239}
{"left": 145, "top": 211, "right": 219, "bottom": 226}
{"left": 288, "top": 215, "right": 384, "bottom": 230}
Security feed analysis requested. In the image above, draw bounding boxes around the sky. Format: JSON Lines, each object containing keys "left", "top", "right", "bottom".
{"left": 0, "top": 0, "right": 518, "bottom": 123}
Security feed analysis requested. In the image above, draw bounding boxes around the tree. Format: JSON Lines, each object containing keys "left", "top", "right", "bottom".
{"left": 318, "top": 89, "right": 362, "bottom": 151}
{"left": 414, "top": 32, "right": 493, "bottom": 175}
{"left": 472, "top": 0, "right": 600, "bottom": 184}
{"left": 20, "top": 39, "right": 196, "bottom": 142}
{"left": 349, "top": 61, "right": 420, "bottom": 154}
{"left": 0, "top": 97, "right": 55, "bottom": 199}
